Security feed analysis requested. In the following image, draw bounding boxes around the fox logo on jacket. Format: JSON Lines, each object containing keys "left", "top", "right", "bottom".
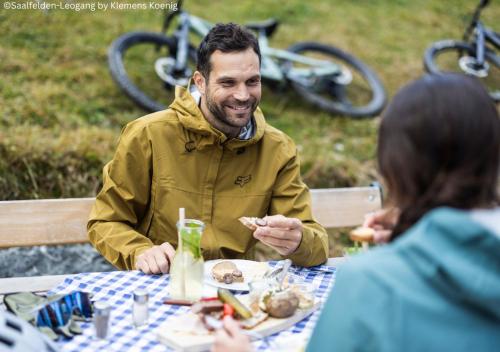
{"left": 234, "top": 175, "right": 251, "bottom": 187}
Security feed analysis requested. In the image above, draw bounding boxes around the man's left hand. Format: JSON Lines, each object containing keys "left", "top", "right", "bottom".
{"left": 253, "top": 215, "right": 302, "bottom": 256}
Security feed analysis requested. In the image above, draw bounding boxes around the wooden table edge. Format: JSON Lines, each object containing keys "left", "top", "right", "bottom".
{"left": 0, "top": 274, "right": 73, "bottom": 295}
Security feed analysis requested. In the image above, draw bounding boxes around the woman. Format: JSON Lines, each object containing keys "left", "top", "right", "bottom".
{"left": 308, "top": 73, "right": 500, "bottom": 351}
{"left": 213, "top": 73, "right": 500, "bottom": 352}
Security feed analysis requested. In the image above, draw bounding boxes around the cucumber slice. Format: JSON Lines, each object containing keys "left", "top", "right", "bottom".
{"left": 217, "top": 288, "right": 253, "bottom": 320}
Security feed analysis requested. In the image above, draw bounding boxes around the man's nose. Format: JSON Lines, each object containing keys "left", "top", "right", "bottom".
{"left": 233, "top": 85, "right": 250, "bottom": 101}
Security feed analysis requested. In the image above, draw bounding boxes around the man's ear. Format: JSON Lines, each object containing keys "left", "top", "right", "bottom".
{"left": 193, "top": 71, "right": 206, "bottom": 95}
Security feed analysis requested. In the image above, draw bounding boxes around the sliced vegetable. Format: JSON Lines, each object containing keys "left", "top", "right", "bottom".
{"left": 223, "top": 303, "right": 235, "bottom": 317}
{"left": 217, "top": 288, "right": 252, "bottom": 320}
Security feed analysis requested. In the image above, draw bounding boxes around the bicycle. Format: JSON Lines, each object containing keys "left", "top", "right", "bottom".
{"left": 424, "top": 0, "right": 499, "bottom": 102}
{"left": 108, "top": 1, "right": 386, "bottom": 118}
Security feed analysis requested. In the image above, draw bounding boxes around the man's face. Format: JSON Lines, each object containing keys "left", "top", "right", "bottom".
{"left": 197, "top": 48, "right": 261, "bottom": 136}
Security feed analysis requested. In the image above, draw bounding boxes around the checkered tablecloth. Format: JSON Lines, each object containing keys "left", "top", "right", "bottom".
{"left": 51, "top": 263, "right": 336, "bottom": 352}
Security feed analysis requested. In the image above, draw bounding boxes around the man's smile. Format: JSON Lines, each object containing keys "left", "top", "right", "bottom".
{"left": 226, "top": 104, "right": 251, "bottom": 112}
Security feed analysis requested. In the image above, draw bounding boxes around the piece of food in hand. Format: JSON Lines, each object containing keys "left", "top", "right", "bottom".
{"left": 349, "top": 226, "right": 375, "bottom": 243}
{"left": 217, "top": 288, "right": 253, "bottom": 320}
{"left": 212, "top": 261, "right": 245, "bottom": 284}
{"left": 263, "top": 289, "right": 299, "bottom": 318}
{"left": 238, "top": 217, "right": 266, "bottom": 230}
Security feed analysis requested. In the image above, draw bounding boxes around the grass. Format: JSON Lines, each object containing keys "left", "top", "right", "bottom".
{"left": 2, "top": 0, "right": 498, "bottom": 129}
{"left": 1, "top": 0, "right": 499, "bottom": 253}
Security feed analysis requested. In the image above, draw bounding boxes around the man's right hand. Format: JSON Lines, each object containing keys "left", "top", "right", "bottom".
{"left": 135, "top": 242, "right": 176, "bottom": 274}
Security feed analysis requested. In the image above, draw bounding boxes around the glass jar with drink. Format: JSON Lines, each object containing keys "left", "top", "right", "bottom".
{"left": 169, "top": 214, "right": 205, "bottom": 301}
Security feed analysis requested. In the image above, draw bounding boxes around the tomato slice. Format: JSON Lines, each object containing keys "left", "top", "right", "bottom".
{"left": 223, "top": 303, "right": 235, "bottom": 317}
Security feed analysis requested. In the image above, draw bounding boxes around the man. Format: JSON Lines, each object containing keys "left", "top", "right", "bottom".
{"left": 88, "top": 23, "right": 328, "bottom": 274}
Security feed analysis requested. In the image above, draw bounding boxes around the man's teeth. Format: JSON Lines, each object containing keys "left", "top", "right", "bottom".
{"left": 229, "top": 105, "right": 249, "bottom": 110}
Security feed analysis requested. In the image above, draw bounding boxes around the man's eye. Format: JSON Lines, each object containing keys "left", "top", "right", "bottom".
{"left": 248, "top": 79, "right": 261, "bottom": 86}
{"left": 220, "top": 81, "right": 234, "bottom": 87}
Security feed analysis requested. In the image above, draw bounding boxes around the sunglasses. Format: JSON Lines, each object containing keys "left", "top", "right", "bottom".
{"left": 35, "top": 291, "right": 93, "bottom": 329}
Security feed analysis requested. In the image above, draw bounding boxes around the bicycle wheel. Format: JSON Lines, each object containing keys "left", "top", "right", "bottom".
{"left": 108, "top": 31, "right": 197, "bottom": 112}
{"left": 424, "top": 40, "right": 500, "bottom": 102}
{"left": 285, "top": 42, "right": 386, "bottom": 118}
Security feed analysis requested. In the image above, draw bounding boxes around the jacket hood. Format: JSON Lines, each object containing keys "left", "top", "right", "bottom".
{"left": 169, "top": 85, "right": 266, "bottom": 151}
{"left": 397, "top": 207, "right": 500, "bottom": 320}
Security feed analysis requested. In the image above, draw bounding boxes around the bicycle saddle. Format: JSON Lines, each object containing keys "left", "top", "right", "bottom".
{"left": 245, "top": 19, "right": 279, "bottom": 37}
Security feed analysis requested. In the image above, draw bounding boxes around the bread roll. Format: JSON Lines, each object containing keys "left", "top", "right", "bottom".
{"left": 349, "top": 227, "right": 375, "bottom": 243}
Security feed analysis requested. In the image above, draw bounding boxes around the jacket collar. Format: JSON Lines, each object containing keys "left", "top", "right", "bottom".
{"left": 169, "top": 86, "right": 266, "bottom": 150}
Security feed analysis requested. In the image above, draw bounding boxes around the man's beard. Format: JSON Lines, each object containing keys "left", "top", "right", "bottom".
{"left": 205, "top": 90, "right": 258, "bottom": 129}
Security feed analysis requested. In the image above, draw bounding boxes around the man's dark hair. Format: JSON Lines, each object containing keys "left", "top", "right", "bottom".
{"left": 377, "top": 73, "right": 500, "bottom": 239}
{"left": 197, "top": 23, "right": 261, "bottom": 79}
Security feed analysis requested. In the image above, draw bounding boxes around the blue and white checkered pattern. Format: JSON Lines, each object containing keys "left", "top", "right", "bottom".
{"left": 50, "top": 263, "right": 336, "bottom": 351}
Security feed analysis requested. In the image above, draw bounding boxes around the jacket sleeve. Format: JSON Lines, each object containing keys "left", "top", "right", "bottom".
{"left": 269, "top": 141, "right": 328, "bottom": 267}
{"left": 87, "top": 124, "right": 155, "bottom": 270}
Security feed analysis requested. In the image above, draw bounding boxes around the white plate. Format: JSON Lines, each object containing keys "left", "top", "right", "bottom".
{"left": 204, "top": 259, "right": 269, "bottom": 291}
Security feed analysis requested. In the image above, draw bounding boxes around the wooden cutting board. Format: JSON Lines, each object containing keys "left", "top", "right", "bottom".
{"left": 156, "top": 302, "right": 319, "bottom": 352}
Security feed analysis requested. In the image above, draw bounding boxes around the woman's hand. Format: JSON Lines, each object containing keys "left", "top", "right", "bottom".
{"left": 363, "top": 208, "right": 400, "bottom": 243}
{"left": 211, "top": 316, "right": 253, "bottom": 352}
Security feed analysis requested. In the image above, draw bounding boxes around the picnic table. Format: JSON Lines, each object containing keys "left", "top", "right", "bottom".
{"left": 0, "top": 188, "right": 365, "bottom": 351}
{"left": 0, "top": 258, "right": 344, "bottom": 352}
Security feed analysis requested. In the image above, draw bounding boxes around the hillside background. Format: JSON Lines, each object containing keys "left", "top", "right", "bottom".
{"left": 1, "top": 0, "right": 498, "bottom": 276}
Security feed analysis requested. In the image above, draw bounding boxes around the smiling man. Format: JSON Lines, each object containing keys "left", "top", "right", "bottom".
{"left": 88, "top": 23, "right": 328, "bottom": 274}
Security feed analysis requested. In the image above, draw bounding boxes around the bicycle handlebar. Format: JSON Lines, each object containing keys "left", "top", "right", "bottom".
{"left": 463, "top": 0, "right": 489, "bottom": 41}
{"left": 161, "top": 0, "right": 183, "bottom": 34}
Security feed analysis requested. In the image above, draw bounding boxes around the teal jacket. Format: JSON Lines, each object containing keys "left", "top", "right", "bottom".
{"left": 307, "top": 207, "right": 500, "bottom": 352}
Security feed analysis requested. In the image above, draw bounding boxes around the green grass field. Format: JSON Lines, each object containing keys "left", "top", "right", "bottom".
{"left": 1, "top": 0, "right": 498, "bottom": 254}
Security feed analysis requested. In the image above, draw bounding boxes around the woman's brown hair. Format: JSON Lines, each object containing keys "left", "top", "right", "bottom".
{"left": 378, "top": 73, "right": 500, "bottom": 240}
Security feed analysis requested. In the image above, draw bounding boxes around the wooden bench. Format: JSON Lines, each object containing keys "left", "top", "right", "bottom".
{"left": 0, "top": 187, "right": 382, "bottom": 294}
{"left": 0, "top": 186, "right": 382, "bottom": 248}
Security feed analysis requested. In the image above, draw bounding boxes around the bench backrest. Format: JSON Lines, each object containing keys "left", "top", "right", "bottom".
{"left": 0, "top": 187, "right": 382, "bottom": 248}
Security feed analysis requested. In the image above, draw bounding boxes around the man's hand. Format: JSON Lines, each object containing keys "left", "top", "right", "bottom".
{"left": 211, "top": 316, "right": 253, "bottom": 352}
{"left": 135, "top": 242, "right": 175, "bottom": 274}
{"left": 253, "top": 215, "right": 303, "bottom": 256}
{"left": 363, "top": 208, "right": 400, "bottom": 243}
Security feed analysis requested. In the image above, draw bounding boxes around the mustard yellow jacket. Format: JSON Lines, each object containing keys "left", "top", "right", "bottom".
{"left": 88, "top": 87, "right": 328, "bottom": 270}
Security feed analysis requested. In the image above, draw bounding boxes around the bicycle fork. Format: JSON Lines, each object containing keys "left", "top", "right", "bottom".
{"left": 459, "top": 23, "right": 489, "bottom": 77}
{"left": 154, "top": 11, "right": 192, "bottom": 87}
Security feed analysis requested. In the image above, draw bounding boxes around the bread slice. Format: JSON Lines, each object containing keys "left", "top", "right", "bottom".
{"left": 349, "top": 227, "right": 375, "bottom": 243}
{"left": 211, "top": 261, "right": 244, "bottom": 284}
{"left": 238, "top": 217, "right": 259, "bottom": 231}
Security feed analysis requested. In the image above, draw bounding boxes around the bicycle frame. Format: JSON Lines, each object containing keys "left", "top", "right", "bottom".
{"left": 462, "top": 0, "right": 499, "bottom": 67}
{"left": 169, "top": 10, "right": 348, "bottom": 88}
